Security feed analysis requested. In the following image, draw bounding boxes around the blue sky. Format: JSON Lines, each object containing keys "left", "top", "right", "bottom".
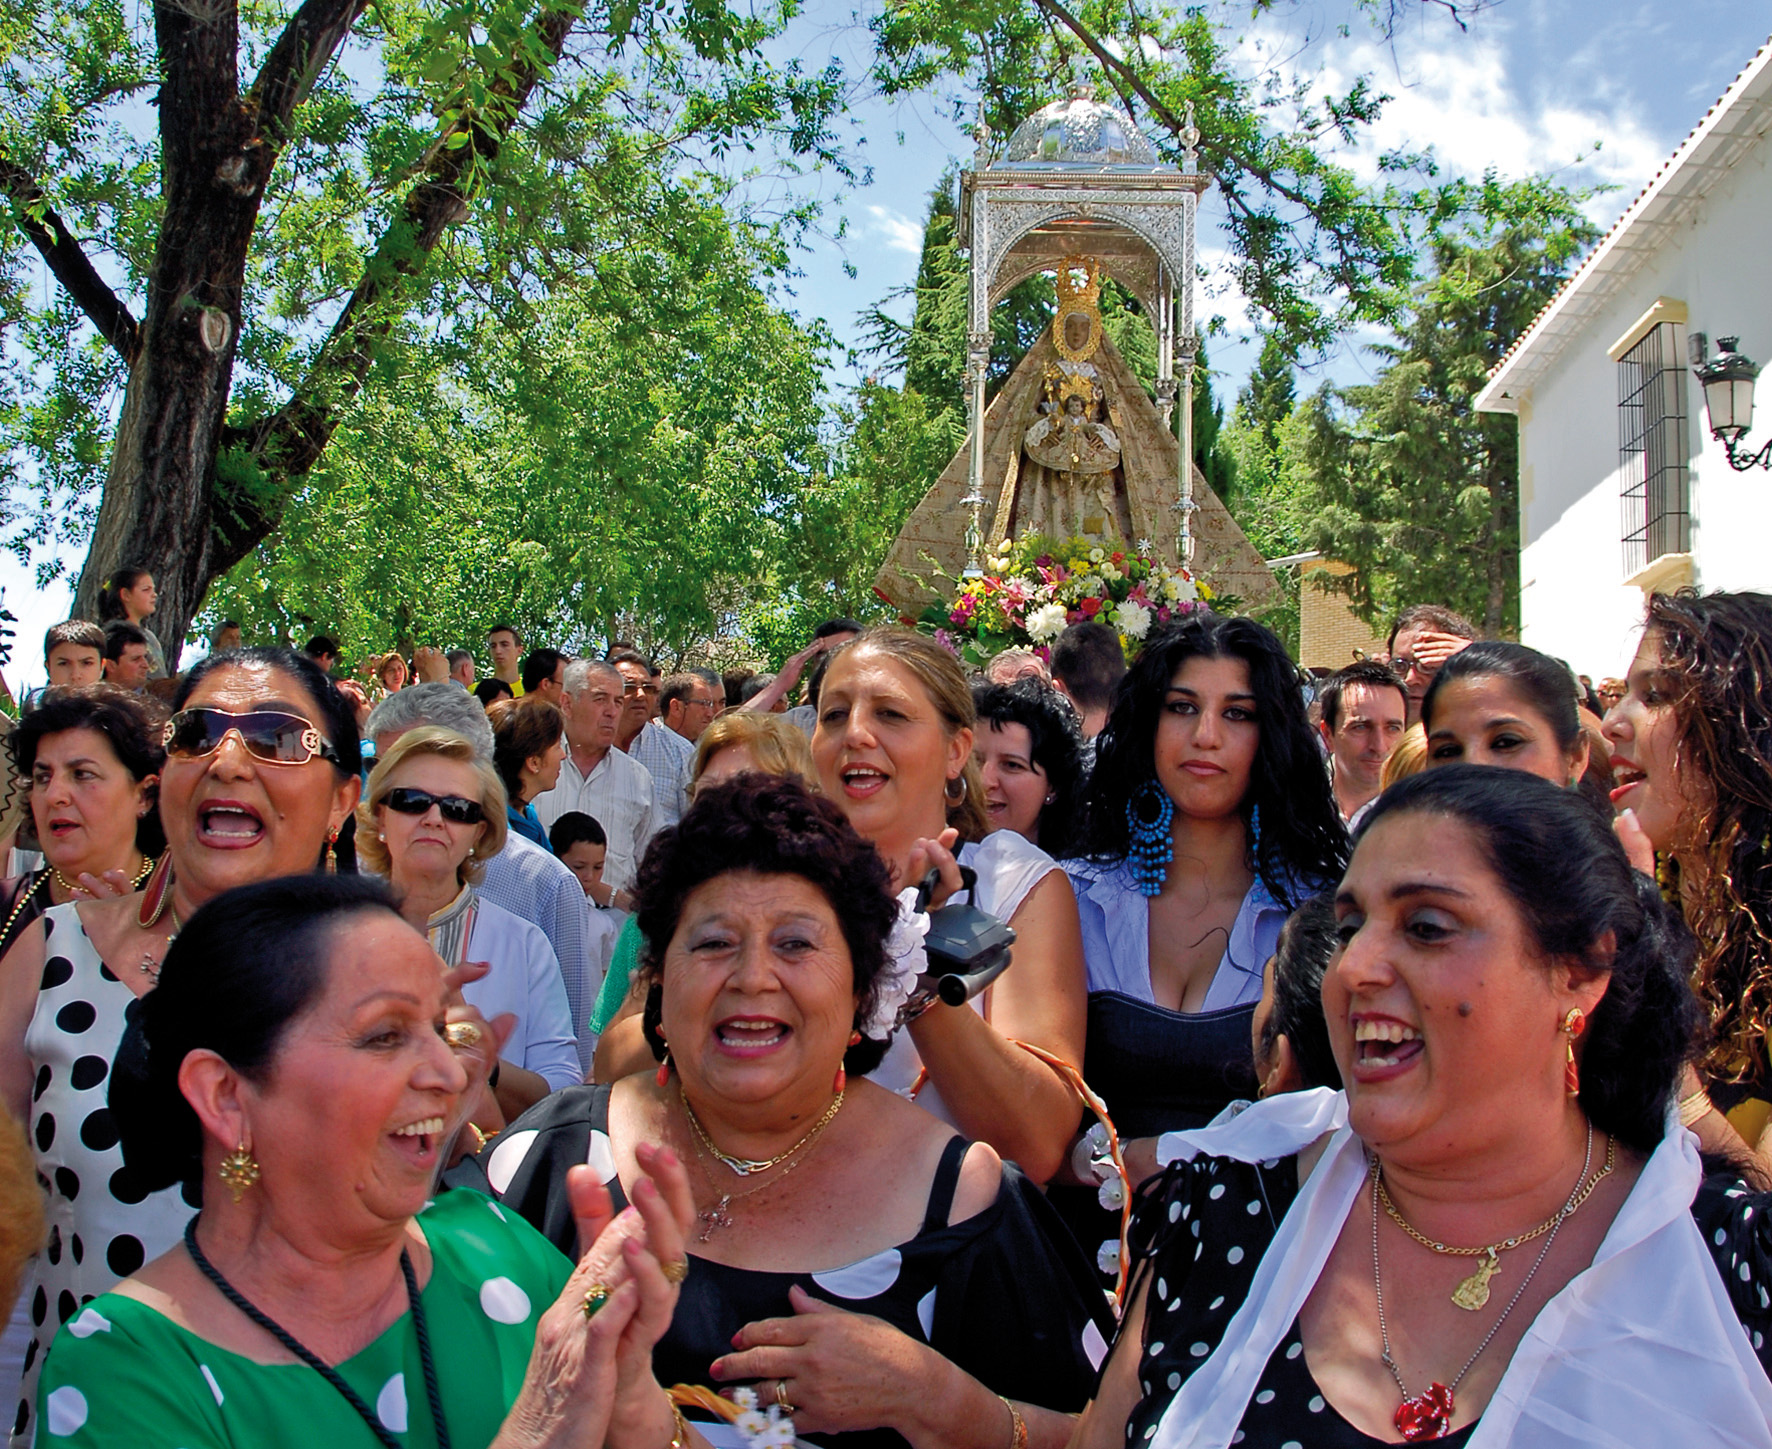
{"left": 3, "top": 2, "right": 1768, "bottom": 687}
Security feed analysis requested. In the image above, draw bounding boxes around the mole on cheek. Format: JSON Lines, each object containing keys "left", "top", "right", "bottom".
{"left": 1457, "top": 1001, "right": 1474, "bottom": 1018}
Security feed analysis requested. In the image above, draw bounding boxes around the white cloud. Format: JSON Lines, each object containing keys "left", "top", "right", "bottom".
{"left": 864, "top": 204, "right": 924, "bottom": 255}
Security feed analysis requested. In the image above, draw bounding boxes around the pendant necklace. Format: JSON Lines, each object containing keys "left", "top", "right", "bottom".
{"left": 1372, "top": 1125, "right": 1596, "bottom": 1442}
{"left": 681, "top": 1086, "right": 843, "bottom": 1241}
{"left": 1375, "top": 1125, "right": 1612, "bottom": 1310}
{"left": 682, "top": 1086, "right": 844, "bottom": 1176}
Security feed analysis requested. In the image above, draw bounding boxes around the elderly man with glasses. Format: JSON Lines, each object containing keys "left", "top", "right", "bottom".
{"left": 625, "top": 669, "right": 721, "bottom": 828}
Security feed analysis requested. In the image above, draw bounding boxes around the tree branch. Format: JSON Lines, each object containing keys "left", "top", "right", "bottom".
{"left": 216, "top": 1, "right": 583, "bottom": 565}
{"left": 247, "top": 0, "right": 373, "bottom": 147}
{"left": 0, "top": 149, "right": 140, "bottom": 362}
{"left": 1028, "top": 0, "right": 1191, "bottom": 137}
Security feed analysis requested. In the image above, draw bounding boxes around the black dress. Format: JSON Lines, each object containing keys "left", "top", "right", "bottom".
{"left": 1693, "top": 1168, "right": 1772, "bottom": 1376}
{"left": 462, "top": 1085, "right": 1115, "bottom": 1448}
{"left": 1120, "top": 1153, "right": 1478, "bottom": 1448}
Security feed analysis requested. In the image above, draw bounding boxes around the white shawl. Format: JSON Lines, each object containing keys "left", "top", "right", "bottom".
{"left": 1148, "top": 1089, "right": 1772, "bottom": 1449}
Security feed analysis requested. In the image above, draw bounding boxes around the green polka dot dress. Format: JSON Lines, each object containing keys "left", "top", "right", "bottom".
{"left": 36, "top": 1190, "right": 570, "bottom": 1448}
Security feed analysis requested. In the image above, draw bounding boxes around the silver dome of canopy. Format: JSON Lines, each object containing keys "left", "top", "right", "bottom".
{"left": 999, "top": 83, "right": 1163, "bottom": 168}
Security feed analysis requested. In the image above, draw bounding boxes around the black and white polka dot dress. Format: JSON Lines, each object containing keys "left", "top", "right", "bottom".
{"left": 1122, "top": 1153, "right": 1479, "bottom": 1448}
{"left": 461, "top": 1084, "right": 1116, "bottom": 1448}
{"left": 12, "top": 905, "right": 194, "bottom": 1446}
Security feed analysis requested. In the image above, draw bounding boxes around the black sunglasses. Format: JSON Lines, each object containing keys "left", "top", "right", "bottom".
{"left": 164, "top": 707, "right": 340, "bottom": 767}
{"left": 381, "top": 787, "right": 486, "bottom": 826}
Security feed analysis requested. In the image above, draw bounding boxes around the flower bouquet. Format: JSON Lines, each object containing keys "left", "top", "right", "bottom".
{"left": 918, "top": 534, "right": 1212, "bottom": 667}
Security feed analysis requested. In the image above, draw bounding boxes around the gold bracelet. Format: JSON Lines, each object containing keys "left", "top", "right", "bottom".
{"left": 999, "top": 1396, "right": 1027, "bottom": 1449}
{"left": 1679, "top": 1089, "right": 1714, "bottom": 1127}
{"left": 668, "top": 1403, "right": 690, "bottom": 1449}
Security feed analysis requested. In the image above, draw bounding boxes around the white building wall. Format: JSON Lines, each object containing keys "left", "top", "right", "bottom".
{"left": 1517, "top": 119, "right": 1772, "bottom": 679}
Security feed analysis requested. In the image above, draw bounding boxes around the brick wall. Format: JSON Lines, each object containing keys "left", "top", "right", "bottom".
{"left": 1299, "top": 560, "right": 1388, "bottom": 670}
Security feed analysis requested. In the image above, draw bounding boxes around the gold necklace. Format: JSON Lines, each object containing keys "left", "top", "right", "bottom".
{"left": 0, "top": 873, "right": 48, "bottom": 949}
{"left": 685, "top": 1111, "right": 836, "bottom": 1242}
{"left": 138, "top": 900, "right": 183, "bottom": 981}
{"left": 1375, "top": 1129, "right": 1615, "bottom": 1310}
{"left": 51, "top": 853, "right": 155, "bottom": 901}
{"left": 681, "top": 1085, "right": 845, "bottom": 1177}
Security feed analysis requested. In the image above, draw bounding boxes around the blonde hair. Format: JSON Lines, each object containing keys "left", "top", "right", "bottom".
{"left": 827, "top": 628, "right": 988, "bottom": 843}
{"left": 1381, "top": 722, "right": 1428, "bottom": 790}
{"left": 355, "top": 726, "right": 508, "bottom": 885}
{"left": 691, "top": 712, "right": 816, "bottom": 792}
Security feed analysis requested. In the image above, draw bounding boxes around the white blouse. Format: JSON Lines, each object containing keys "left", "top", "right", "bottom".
{"left": 1148, "top": 1090, "right": 1772, "bottom": 1449}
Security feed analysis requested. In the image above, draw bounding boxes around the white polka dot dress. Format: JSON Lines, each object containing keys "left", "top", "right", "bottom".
{"left": 12, "top": 906, "right": 194, "bottom": 1446}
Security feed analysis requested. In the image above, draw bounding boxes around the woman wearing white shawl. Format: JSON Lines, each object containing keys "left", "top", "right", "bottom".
{"left": 1072, "top": 766, "right": 1772, "bottom": 1448}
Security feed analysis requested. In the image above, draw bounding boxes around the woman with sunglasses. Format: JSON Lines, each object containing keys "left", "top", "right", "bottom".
{"left": 0, "top": 647, "right": 501, "bottom": 1442}
{"left": 356, "top": 727, "right": 579, "bottom": 1117}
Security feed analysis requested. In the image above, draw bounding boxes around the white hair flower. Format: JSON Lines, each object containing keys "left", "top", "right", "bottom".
{"left": 863, "top": 890, "right": 928, "bottom": 1040}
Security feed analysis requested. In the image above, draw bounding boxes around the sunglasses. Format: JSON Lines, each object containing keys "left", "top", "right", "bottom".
{"left": 381, "top": 787, "right": 486, "bottom": 825}
{"left": 164, "top": 708, "right": 340, "bottom": 767}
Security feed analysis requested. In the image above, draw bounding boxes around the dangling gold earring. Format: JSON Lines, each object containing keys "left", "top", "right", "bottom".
{"left": 324, "top": 829, "right": 339, "bottom": 874}
{"left": 1562, "top": 1007, "right": 1586, "bottom": 1097}
{"left": 218, "top": 1141, "right": 260, "bottom": 1202}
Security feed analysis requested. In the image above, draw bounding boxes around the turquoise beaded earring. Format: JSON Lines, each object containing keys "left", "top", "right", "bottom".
{"left": 1126, "top": 780, "right": 1174, "bottom": 896}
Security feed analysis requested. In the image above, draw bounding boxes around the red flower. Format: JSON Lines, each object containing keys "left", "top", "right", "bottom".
{"left": 1079, "top": 597, "right": 1103, "bottom": 618}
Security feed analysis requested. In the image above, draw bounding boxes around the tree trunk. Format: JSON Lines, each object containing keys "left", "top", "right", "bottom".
{"left": 71, "top": 0, "right": 268, "bottom": 667}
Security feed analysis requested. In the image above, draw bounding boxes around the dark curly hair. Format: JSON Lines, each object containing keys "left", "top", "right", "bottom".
{"left": 1077, "top": 612, "right": 1347, "bottom": 908}
{"left": 1641, "top": 590, "right": 1772, "bottom": 1088}
{"left": 6, "top": 685, "right": 167, "bottom": 855}
{"left": 972, "top": 677, "right": 1086, "bottom": 857}
{"left": 1361, "top": 764, "right": 1701, "bottom": 1152}
{"left": 111, "top": 874, "right": 400, "bottom": 1196}
{"left": 633, "top": 774, "right": 899, "bottom": 1077}
{"left": 173, "top": 646, "right": 361, "bottom": 779}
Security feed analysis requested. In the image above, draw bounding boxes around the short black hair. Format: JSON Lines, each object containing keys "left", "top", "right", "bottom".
{"left": 1259, "top": 892, "right": 1341, "bottom": 1091}
{"left": 814, "top": 618, "right": 865, "bottom": 641}
{"left": 549, "top": 811, "right": 607, "bottom": 854}
{"left": 606, "top": 647, "right": 652, "bottom": 671}
{"left": 1050, "top": 622, "right": 1126, "bottom": 712}
{"left": 8, "top": 685, "right": 168, "bottom": 855}
{"left": 303, "top": 634, "right": 340, "bottom": 659}
{"left": 1360, "top": 765, "right": 1702, "bottom": 1153}
{"left": 486, "top": 623, "right": 523, "bottom": 646}
{"left": 1319, "top": 658, "right": 1407, "bottom": 734}
{"left": 634, "top": 776, "right": 898, "bottom": 1077}
{"left": 112, "top": 874, "right": 401, "bottom": 1196}
{"left": 103, "top": 621, "right": 148, "bottom": 660}
{"left": 658, "top": 673, "right": 700, "bottom": 713}
{"left": 1386, "top": 604, "right": 1478, "bottom": 656}
{"left": 521, "top": 648, "right": 567, "bottom": 693}
{"left": 44, "top": 621, "right": 104, "bottom": 659}
{"left": 174, "top": 646, "right": 362, "bottom": 779}
{"left": 474, "top": 678, "right": 514, "bottom": 707}
{"left": 971, "top": 678, "right": 1086, "bottom": 856}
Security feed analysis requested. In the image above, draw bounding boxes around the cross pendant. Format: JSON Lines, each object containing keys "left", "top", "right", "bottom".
{"left": 697, "top": 1196, "right": 733, "bottom": 1243}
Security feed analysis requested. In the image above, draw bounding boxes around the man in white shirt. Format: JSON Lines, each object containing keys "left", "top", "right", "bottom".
{"left": 533, "top": 658, "right": 657, "bottom": 909}
{"left": 1317, "top": 659, "right": 1408, "bottom": 828}
{"left": 628, "top": 670, "right": 720, "bottom": 825}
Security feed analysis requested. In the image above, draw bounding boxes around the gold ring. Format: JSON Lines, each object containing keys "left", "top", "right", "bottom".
{"left": 774, "top": 1378, "right": 794, "bottom": 1413}
{"left": 582, "top": 1283, "right": 611, "bottom": 1319}
{"left": 661, "top": 1257, "right": 690, "bottom": 1285}
{"left": 444, "top": 1021, "right": 485, "bottom": 1050}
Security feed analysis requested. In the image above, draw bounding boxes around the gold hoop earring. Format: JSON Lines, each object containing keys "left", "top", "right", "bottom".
{"left": 218, "top": 1142, "right": 260, "bottom": 1202}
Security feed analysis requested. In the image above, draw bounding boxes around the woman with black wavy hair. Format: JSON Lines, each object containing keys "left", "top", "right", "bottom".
{"left": 1065, "top": 613, "right": 1346, "bottom": 1151}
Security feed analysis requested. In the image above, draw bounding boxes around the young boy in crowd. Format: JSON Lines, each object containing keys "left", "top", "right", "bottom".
{"left": 548, "top": 811, "right": 608, "bottom": 899}
{"left": 44, "top": 622, "right": 106, "bottom": 690}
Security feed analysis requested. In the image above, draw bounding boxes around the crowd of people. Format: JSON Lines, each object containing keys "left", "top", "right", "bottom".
{"left": 0, "top": 567, "right": 1768, "bottom": 1446}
